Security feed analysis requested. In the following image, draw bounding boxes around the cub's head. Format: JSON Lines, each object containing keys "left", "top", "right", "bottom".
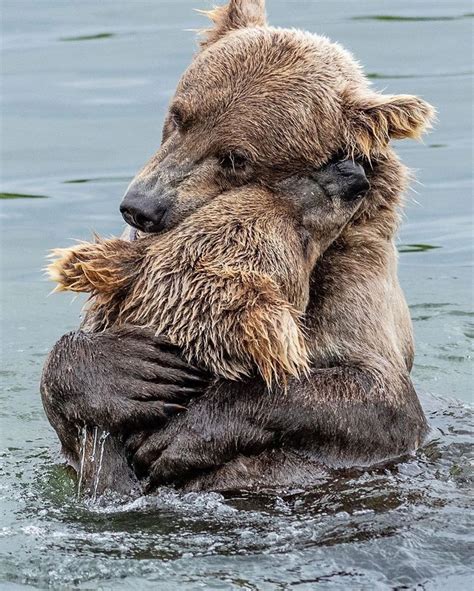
{"left": 121, "top": 0, "right": 434, "bottom": 234}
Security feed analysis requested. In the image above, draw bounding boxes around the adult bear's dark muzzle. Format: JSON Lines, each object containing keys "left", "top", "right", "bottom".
{"left": 120, "top": 181, "right": 173, "bottom": 234}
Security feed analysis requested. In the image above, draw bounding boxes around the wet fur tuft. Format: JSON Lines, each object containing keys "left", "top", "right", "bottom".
{"left": 197, "top": 0, "right": 266, "bottom": 49}
{"left": 47, "top": 239, "right": 140, "bottom": 295}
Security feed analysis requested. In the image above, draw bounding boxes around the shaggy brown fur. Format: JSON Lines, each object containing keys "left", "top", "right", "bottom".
{"left": 41, "top": 0, "right": 435, "bottom": 494}
{"left": 48, "top": 169, "right": 367, "bottom": 388}
{"left": 121, "top": 1, "right": 434, "bottom": 238}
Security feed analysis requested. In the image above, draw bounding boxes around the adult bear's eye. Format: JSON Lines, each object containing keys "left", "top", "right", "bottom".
{"left": 170, "top": 107, "right": 185, "bottom": 130}
{"left": 219, "top": 151, "right": 248, "bottom": 173}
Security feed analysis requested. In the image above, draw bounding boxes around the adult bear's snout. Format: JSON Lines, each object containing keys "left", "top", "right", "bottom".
{"left": 120, "top": 181, "right": 173, "bottom": 234}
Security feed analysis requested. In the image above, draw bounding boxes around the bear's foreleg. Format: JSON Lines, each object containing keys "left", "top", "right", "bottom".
{"left": 127, "top": 365, "right": 428, "bottom": 491}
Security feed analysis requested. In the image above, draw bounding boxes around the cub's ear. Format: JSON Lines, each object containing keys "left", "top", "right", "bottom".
{"left": 198, "top": 0, "right": 267, "bottom": 49}
{"left": 342, "top": 86, "right": 436, "bottom": 157}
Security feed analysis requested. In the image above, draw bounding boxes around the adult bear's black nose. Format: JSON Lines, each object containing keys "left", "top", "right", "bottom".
{"left": 120, "top": 183, "right": 172, "bottom": 233}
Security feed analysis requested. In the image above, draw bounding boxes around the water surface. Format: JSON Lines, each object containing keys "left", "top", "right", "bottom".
{"left": 1, "top": 1, "right": 472, "bottom": 589}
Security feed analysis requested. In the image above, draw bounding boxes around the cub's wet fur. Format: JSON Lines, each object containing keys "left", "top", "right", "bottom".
{"left": 49, "top": 162, "right": 369, "bottom": 389}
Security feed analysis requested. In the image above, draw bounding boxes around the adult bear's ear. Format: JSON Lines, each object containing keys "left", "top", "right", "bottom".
{"left": 342, "top": 86, "right": 436, "bottom": 158}
{"left": 197, "top": 0, "right": 267, "bottom": 49}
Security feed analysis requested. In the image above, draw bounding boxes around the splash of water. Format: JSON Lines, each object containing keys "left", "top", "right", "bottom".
{"left": 76, "top": 425, "right": 88, "bottom": 500}
{"left": 90, "top": 426, "right": 99, "bottom": 464}
{"left": 75, "top": 426, "right": 110, "bottom": 500}
{"left": 92, "top": 431, "right": 110, "bottom": 501}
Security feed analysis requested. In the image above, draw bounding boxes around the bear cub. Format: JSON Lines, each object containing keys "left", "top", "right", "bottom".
{"left": 48, "top": 160, "right": 368, "bottom": 387}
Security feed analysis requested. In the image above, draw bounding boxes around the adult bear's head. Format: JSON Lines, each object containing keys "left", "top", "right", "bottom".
{"left": 120, "top": 0, "right": 434, "bottom": 234}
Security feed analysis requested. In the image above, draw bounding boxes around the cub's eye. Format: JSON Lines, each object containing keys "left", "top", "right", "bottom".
{"left": 219, "top": 151, "right": 249, "bottom": 173}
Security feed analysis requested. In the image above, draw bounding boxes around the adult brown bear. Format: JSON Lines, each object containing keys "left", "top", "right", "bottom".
{"left": 41, "top": 0, "right": 434, "bottom": 492}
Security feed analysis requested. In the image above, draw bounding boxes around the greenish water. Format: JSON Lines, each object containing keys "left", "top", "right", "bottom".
{"left": 0, "top": 193, "right": 48, "bottom": 200}
{"left": 0, "top": 1, "right": 472, "bottom": 589}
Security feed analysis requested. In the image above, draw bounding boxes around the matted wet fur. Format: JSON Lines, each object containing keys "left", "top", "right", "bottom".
{"left": 48, "top": 163, "right": 368, "bottom": 389}
{"left": 41, "top": 0, "right": 435, "bottom": 495}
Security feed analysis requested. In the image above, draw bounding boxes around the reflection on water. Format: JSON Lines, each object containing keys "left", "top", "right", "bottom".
{"left": 398, "top": 243, "right": 442, "bottom": 253}
{"left": 64, "top": 176, "right": 133, "bottom": 185}
{"left": 60, "top": 33, "right": 115, "bottom": 42}
{"left": 352, "top": 14, "right": 473, "bottom": 22}
{"left": 367, "top": 71, "right": 473, "bottom": 79}
{"left": 0, "top": 193, "right": 49, "bottom": 200}
{"left": 0, "top": 0, "right": 472, "bottom": 588}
